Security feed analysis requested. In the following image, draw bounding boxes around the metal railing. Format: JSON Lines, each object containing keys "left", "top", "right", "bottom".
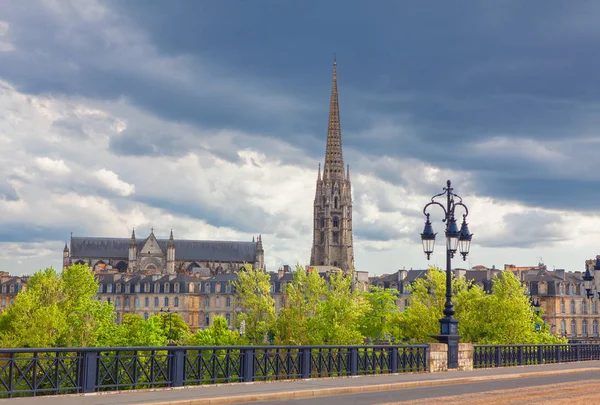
{"left": 473, "top": 343, "right": 600, "bottom": 368}
{"left": 0, "top": 344, "right": 428, "bottom": 398}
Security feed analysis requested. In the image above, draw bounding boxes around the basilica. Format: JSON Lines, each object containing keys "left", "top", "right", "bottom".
{"left": 63, "top": 229, "right": 265, "bottom": 275}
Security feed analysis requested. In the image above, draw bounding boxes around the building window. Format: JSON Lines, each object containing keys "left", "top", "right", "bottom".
{"left": 225, "top": 313, "right": 231, "bottom": 325}
{"left": 204, "top": 297, "right": 210, "bottom": 308}
{"left": 333, "top": 231, "right": 339, "bottom": 244}
{"left": 561, "top": 320, "right": 566, "bottom": 335}
{"left": 125, "top": 297, "right": 130, "bottom": 307}
{"left": 154, "top": 283, "right": 160, "bottom": 293}
{"left": 226, "top": 297, "right": 231, "bottom": 307}
{"left": 164, "top": 283, "right": 170, "bottom": 293}
{"left": 334, "top": 197, "right": 339, "bottom": 209}
{"left": 144, "top": 283, "right": 150, "bottom": 293}
{"left": 107, "top": 297, "right": 111, "bottom": 304}
{"left": 538, "top": 282, "right": 546, "bottom": 295}
{"left": 225, "top": 282, "right": 231, "bottom": 293}
{"left": 97, "top": 284, "right": 103, "bottom": 293}
{"left": 116, "top": 313, "right": 120, "bottom": 324}
{"left": 333, "top": 216, "right": 339, "bottom": 228}
{"left": 1, "top": 298, "right": 5, "bottom": 307}
{"left": 174, "top": 283, "right": 180, "bottom": 293}
{"left": 559, "top": 284, "right": 565, "bottom": 295}
{"left": 319, "top": 217, "right": 325, "bottom": 228}
{"left": 320, "top": 231, "right": 324, "bottom": 244}
{"left": 582, "top": 301, "right": 587, "bottom": 314}
{"left": 107, "top": 284, "right": 113, "bottom": 293}
{"left": 134, "top": 283, "right": 141, "bottom": 293}
{"left": 594, "top": 301, "right": 598, "bottom": 315}
{"left": 560, "top": 300, "right": 565, "bottom": 314}
{"left": 571, "top": 320, "right": 577, "bottom": 337}
{"left": 174, "top": 297, "right": 179, "bottom": 307}
{"left": 280, "top": 297, "right": 285, "bottom": 307}
{"left": 270, "top": 284, "right": 275, "bottom": 293}
{"left": 164, "top": 297, "right": 169, "bottom": 307}
{"left": 145, "top": 297, "right": 149, "bottom": 307}
{"left": 155, "top": 297, "right": 159, "bottom": 307}
{"left": 125, "top": 283, "right": 130, "bottom": 293}
{"left": 594, "top": 320, "right": 599, "bottom": 337}
{"left": 144, "top": 313, "right": 149, "bottom": 321}
{"left": 116, "top": 297, "right": 121, "bottom": 307}
{"left": 205, "top": 314, "right": 210, "bottom": 326}
{"left": 570, "top": 300, "right": 576, "bottom": 314}
{"left": 1, "top": 285, "right": 6, "bottom": 293}
{"left": 205, "top": 283, "right": 211, "bottom": 293}
{"left": 582, "top": 320, "right": 588, "bottom": 336}
{"left": 116, "top": 283, "right": 122, "bottom": 293}
{"left": 134, "top": 297, "right": 139, "bottom": 308}
{"left": 569, "top": 284, "right": 575, "bottom": 295}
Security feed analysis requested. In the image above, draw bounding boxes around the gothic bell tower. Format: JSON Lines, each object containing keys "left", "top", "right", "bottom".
{"left": 310, "top": 59, "right": 354, "bottom": 271}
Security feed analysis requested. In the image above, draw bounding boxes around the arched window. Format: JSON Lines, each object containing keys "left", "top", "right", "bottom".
{"left": 205, "top": 314, "right": 210, "bottom": 326}
{"left": 319, "top": 217, "right": 325, "bottom": 228}
{"left": 538, "top": 282, "right": 547, "bottom": 295}
{"left": 124, "top": 297, "right": 130, "bottom": 307}
{"left": 225, "top": 282, "right": 231, "bottom": 293}
{"left": 164, "top": 297, "right": 169, "bottom": 307}
{"left": 174, "top": 297, "right": 179, "bottom": 307}
{"left": 559, "top": 283, "right": 565, "bottom": 295}
{"left": 154, "top": 283, "right": 160, "bottom": 293}
{"left": 154, "top": 297, "right": 159, "bottom": 307}
{"left": 333, "top": 216, "right": 339, "bottom": 228}
{"left": 570, "top": 300, "right": 576, "bottom": 314}
{"left": 205, "top": 283, "right": 211, "bottom": 293}
{"left": 226, "top": 297, "right": 231, "bottom": 307}
{"left": 116, "top": 283, "right": 122, "bottom": 293}
{"left": 560, "top": 300, "right": 565, "bottom": 314}
{"left": 571, "top": 320, "right": 577, "bottom": 336}
{"left": 569, "top": 284, "right": 575, "bottom": 295}
{"left": 144, "top": 283, "right": 150, "bottom": 293}
{"left": 174, "top": 283, "right": 180, "bottom": 293}
{"left": 204, "top": 297, "right": 210, "bottom": 308}
{"left": 333, "top": 231, "right": 339, "bottom": 244}
{"left": 594, "top": 301, "right": 598, "bottom": 315}
{"left": 115, "top": 261, "right": 127, "bottom": 273}
{"left": 225, "top": 313, "right": 231, "bottom": 325}
{"left": 144, "top": 297, "right": 149, "bottom": 307}
{"left": 189, "top": 283, "right": 195, "bottom": 293}
{"left": 107, "top": 284, "right": 113, "bottom": 293}
{"left": 561, "top": 320, "right": 566, "bottom": 335}
{"left": 116, "top": 297, "right": 121, "bottom": 307}
{"left": 9, "top": 285, "right": 15, "bottom": 294}
{"left": 134, "top": 297, "right": 139, "bottom": 308}
{"left": 125, "top": 283, "right": 130, "bottom": 293}
{"left": 594, "top": 320, "right": 599, "bottom": 337}
{"left": 320, "top": 231, "right": 325, "bottom": 244}
{"left": 582, "top": 300, "right": 587, "bottom": 314}
{"left": 164, "top": 283, "right": 170, "bottom": 293}
{"left": 134, "top": 283, "right": 140, "bottom": 293}
{"left": 582, "top": 320, "right": 588, "bottom": 336}
{"left": 1, "top": 285, "right": 6, "bottom": 293}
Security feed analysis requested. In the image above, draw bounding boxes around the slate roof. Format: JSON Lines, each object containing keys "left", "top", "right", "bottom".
{"left": 70, "top": 236, "right": 258, "bottom": 262}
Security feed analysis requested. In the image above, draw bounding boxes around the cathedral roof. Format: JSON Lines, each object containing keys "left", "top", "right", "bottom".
{"left": 70, "top": 236, "right": 258, "bottom": 262}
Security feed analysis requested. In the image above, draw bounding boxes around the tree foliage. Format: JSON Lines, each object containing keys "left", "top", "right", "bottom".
{"left": 188, "top": 315, "right": 240, "bottom": 346}
{"left": 233, "top": 263, "right": 276, "bottom": 344}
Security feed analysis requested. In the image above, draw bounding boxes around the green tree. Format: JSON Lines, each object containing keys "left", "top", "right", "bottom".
{"left": 111, "top": 314, "right": 167, "bottom": 347}
{"left": 149, "top": 312, "right": 191, "bottom": 344}
{"left": 313, "top": 270, "right": 369, "bottom": 345}
{"left": 188, "top": 316, "right": 240, "bottom": 346}
{"left": 359, "top": 286, "right": 400, "bottom": 341}
{"left": 233, "top": 263, "right": 276, "bottom": 344}
{"left": 275, "top": 266, "right": 326, "bottom": 345}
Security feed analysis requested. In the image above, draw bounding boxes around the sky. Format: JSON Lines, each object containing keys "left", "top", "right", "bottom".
{"left": 2, "top": 0, "right": 600, "bottom": 276}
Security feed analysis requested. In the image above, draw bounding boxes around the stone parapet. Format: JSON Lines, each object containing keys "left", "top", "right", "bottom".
{"left": 427, "top": 342, "right": 474, "bottom": 372}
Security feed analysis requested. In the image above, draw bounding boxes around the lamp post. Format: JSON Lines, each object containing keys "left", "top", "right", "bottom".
{"left": 421, "top": 180, "right": 472, "bottom": 369}
{"left": 160, "top": 308, "right": 174, "bottom": 344}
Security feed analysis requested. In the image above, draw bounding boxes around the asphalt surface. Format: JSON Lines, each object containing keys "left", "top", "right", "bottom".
{"left": 249, "top": 371, "right": 600, "bottom": 405}
{"left": 1, "top": 361, "right": 600, "bottom": 405}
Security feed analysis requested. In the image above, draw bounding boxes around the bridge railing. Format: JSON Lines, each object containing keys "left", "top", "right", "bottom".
{"left": 0, "top": 344, "right": 428, "bottom": 398}
{"left": 473, "top": 343, "right": 600, "bottom": 368}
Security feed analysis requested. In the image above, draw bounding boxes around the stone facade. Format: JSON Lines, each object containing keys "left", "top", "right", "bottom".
{"left": 427, "top": 343, "right": 473, "bottom": 372}
{"left": 0, "top": 272, "right": 27, "bottom": 314}
{"left": 63, "top": 229, "right": 265, "bottom": 275}
{"left": 310, "top": 60, "right": 354, "bottom": 272}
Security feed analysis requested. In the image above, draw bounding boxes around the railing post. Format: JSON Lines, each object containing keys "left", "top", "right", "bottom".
{"left": 391, "top": 346, "right": 399, "bottom": 373}
{"left": 349, "top": 347, "right": 358, "bottom": 376}
{"left": 495, "top": 346, "right": 502, "bottom": 367}
{"left": 301, "top": 347, "right": 312, "bottom": 379}
{"left": 242, "top": 348, "right": 255, "bottom": 382}
{"left": 168, "top": 347, "right": 185, "bottom": 387}
{"left": 556, "top": 345, "right": 561, "bottom": 363}
{"left": 517, "top": 346, "right": 524, "bottom": 366}
{"left": 79, "top": 350, "right": 98, "bottom": 393}
{"left": 575, "top": 344, "right": 580, "bottom": 362}
{"left": 537, "top": 345, "right": 544, "bottom": 365}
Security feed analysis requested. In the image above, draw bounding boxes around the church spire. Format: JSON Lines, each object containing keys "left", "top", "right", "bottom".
{"left": 324, "top": 58, "right": 344, "bottom": 177}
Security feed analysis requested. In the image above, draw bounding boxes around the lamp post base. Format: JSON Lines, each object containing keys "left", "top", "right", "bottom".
{"left": 432, "top": 317, "right": 461, "bottom": 369}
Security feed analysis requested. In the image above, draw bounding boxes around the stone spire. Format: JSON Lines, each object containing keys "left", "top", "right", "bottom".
{"left": 129, "top": 228, "right": 136, "bottom": 247}
{"left": 323, "top": 58, "right": 344, "bottom": 177}
{"left": 168, "top": 229, "right": 175, "bottom": 248}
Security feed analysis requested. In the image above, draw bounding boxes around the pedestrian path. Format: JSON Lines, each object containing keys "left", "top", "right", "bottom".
{"left": 2, "top": 361, "right": 600, "bottom": 405}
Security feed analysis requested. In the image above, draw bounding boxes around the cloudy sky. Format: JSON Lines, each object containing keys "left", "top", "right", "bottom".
{"left": 2, "top": 0, "right": 600, "bottom": 276}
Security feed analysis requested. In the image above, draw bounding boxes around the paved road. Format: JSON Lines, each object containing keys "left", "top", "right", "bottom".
{"left": 250, "top": 372, "right": 600, "bottom": 405}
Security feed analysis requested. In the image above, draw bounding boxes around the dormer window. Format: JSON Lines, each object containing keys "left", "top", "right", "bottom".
{"left": 189, "top": 283, "right": 195, "bottom": 293}
{"left": 134, "top": 283, "right": 141, "bottom": 293}
{"left": 125, "top": 283, "right": 130, "bottom": 293}
{"left": 1, "top": 285, "right": 5, "bottom": 293}
{"left": 164, "top": 283, "right": 170, "bottom": 293}
{"left": 225, "top": 282, "right": 232, "bottom": 293}
{"left": 116, "top": 283, "right": 122, "bottom": 293}
{"left": 9, "top": 285, "right": 15, "bottom": 294}
{"left": 144, "top": 283, "right": 150, "bottom": 293}
{"left": 205, "top": 283, "right": 211, "bottom": 293}
{"left": 569, "top": 284, "right": 575, "bottom": 295}
{"left": 154, "top": 283, "right": 160, "bottom": 293}
{"left": 174, "top": 283, "right": 180, "bottom": 293}
{"left": 107, "top": 284, "right": 113, "bottom": 293}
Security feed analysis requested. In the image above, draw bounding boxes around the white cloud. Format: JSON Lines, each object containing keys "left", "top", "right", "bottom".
{"left": 0, "top": 21, "right": 14, "bottom": 52}
{"left": 93, "top": 169, "right": 135, "bottom": 197}
{"left": 34, "top": 157, "right": 71, "bottom": 175}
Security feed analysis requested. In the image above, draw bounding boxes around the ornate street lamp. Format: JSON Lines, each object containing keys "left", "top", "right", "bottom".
{"left": 420, "top": 180, "right": 472, "bottom": 369}
{"left": 583, "top": 264, "right": 595, "bottom": 300}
